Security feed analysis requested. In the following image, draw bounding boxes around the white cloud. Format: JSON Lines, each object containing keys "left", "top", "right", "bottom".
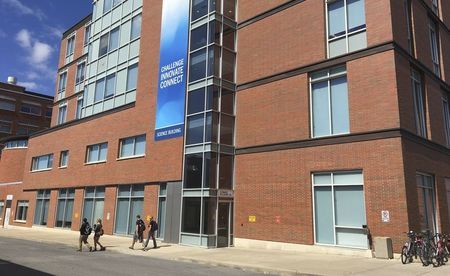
{"left": 44, "top": 25, "right": 64, "bottom": 39}
{"left": 17, "top": 81, "right": 39, "bottom": 90}
{"left": 0, "top": 0, "right": 46, "bottom": 21}
{"left": 31, "top": 42, "right": 53, "bottom": 64}
{"left": 16, "top": 29, "right": 31, "bottom": 48}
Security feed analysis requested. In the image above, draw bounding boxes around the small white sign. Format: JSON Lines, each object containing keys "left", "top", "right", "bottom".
{"left": 381, "top": 210, "right": 390, "bottom": 223}
{"left": 107, "top": 212, "right": 110, "bottom": 221}
{"left": 6, "top": 195, "right": 13, "bottom": 200}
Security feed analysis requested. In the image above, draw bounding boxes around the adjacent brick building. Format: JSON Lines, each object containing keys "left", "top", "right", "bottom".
{"left": 1, "top": 0, "right": 450, "bottom": 255}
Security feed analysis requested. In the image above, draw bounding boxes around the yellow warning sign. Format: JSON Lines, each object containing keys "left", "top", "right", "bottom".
{"left": 248, "top": 215, "right": 256, "bottom": 223}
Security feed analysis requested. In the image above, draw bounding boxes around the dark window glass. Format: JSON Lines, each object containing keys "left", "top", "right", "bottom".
{"left": 221, "top": 88, "right": 234, "bottom": 114}
{"left": 181, "top": 197, "right": 201, "bottom": 233}
{"left": 189, "top": 49, "right": 207, "bottom": 82}
{"left": 209, "top": 20, "right": 221, "bottom": 45}
{"left": 202, "top": 197, "right": 217, "bottom": 234}
{"left": 186, "top": 114, "right": 204, "bottom": 145}
{"left": 208, "top": 46, "right": 220, "bottom": 77}
{"left": 209, "top": 0, "right": 220, "bottom": 13}
{"left": 223, "top": 0, "right": 236, "bottom": 20}
{"left": 206, "top": 86, "right": 219, "bottom": 111}
{"left": 190, "top": 24, "right": 208, "bottom": 51}
{"left": 205, "top": 111, "right": 219, "bottom": 143}
{"left": 223, "top": 24, "right": 235, "bottom": 50}
{"left": 222, "top": 49, "right": 235, "bottom": 82}
{"left": 219, "top": 154, "right": 233, "bottom": 190}
{"left": 184, "top": 154, "right": 203, "bottom": 189}
{"left": 99, "top": 33, "right": 109, "bottom": 56}
{"left": 188, "top": 88, "right": 205, "bottom": 114}
{"left": 203, "top": 152, "right": 217, "bottom": 188}
{"left": 192, "top": 0, "right": 208, "bottom": 21}
{"left": 220, "top": 114, "right": 234, "bottom": 145}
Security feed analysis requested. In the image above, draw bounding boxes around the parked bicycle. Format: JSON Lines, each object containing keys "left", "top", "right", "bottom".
{"left": 401, "top": 231, "right": 423, "bottom": 264}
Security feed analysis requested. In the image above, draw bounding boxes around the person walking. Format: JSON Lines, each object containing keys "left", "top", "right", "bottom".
{"left": 129, "top": 215, "right": 145, "bottom": 249}
{"left": 93, "top": 218, "right": 106, "bottom": 251}
{"left": 78, "top": 218, "right": 93, "bottom": 252}
{"left": 143, "top": 216, "right": 158, "bottom": 251}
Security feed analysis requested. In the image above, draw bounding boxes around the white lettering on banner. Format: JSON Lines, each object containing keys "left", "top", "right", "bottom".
{"left": 156, "top": 128, "right": 182, "bottom": 137}
{"left": 159, "top": 59, "right": 185, "bottom": 89}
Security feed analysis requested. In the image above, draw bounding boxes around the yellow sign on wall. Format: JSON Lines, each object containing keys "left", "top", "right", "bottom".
{"left": 248, "top": 215, "right": 256, "bottom": 223}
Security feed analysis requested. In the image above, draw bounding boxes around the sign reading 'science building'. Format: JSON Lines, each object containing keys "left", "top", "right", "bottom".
{"left": 154, "top": 0, "right": 189, "bottom": 141}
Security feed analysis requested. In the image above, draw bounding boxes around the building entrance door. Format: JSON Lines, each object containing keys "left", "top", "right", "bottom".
{"left": 217, "top": 201, "right": 233, "bottom": 248}
{"left": 4, "top": 200, "right": 12, "bottom": 228}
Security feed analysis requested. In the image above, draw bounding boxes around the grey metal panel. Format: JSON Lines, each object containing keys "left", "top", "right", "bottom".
{"left": 164, "top": 181, "right": 182, "bottom": 244}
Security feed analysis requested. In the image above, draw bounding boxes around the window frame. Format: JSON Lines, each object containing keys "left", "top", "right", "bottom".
{"left": 429, "top": 19, "right": 441, "bottom": 76}
{"left": 0, "top": 120, "right": 12, "bottom": 134}
{"left": 443, "top": 95, "right": 450, "bottom": 147}
{"left": 20, "top": 103, "right": 41, "bottom": 116}
{"left": 66, "top": 34, "right": 76, "bottom": 57}
{"left": 59, "top": 150, "right": 69, "bottom": 168}
{"left": 57, "top": 103, "right": 68, "bottom": 125}
{"left": 86, "top": 142, "right": 108, "bottom": 164}
{"left": 14, "top": 200, "right": 29, "bottom": 222}
{"left": 118, "top": 134, "right": 146, "bottom": 159}
{"left": 75, "top": 61, "right": 86, "bottom": 84}
{"left": 411, "top": 69, "right": 427, "bottom": 138}
{"left": 31, "top": 154, "right": 54, "bottom": 172}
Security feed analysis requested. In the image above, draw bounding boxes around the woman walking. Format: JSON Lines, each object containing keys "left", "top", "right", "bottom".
{"left": 93, "top": 218, "right": 106, "bottom": 251}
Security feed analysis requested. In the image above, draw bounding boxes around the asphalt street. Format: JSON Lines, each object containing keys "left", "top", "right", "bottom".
{"left": 0, "top": 237, "right": 262, "bottom": 276}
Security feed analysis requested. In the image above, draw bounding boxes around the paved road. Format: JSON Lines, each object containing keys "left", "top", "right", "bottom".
{"left": 0, "top": 237, "right": 262, "bottom": 276}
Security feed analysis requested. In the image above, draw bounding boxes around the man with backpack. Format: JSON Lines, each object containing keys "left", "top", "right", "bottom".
{"left": 129, "top": 215, "right": 145, "bottom": 250}
{"left": 143, "top": 216, "right": 158, "bottom": 251}
{"left": 78, "top": 218, "right": 93, "bottom": 252}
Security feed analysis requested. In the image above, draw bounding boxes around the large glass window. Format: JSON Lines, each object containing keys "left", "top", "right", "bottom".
{"left": 109, "top": 27, "right": 120, "bottom": 51}
{"left": 33, "top": 190, "right": 51, "bottom": 226}
{"left": 31, "top": 154, "right": 53, "bottom": 171}
{"left": 86, "top": 143, "right": 108, "bottom": 163}
{"left": 119, "top": 135, "right": 146, "bottom": 158}
{"left": 130, "top": 14, "right": 142, "bottom": 40}
{"left": 443, "top": 96, "right": 450, "bottom": 147}
{"left": 0, "top": 100, "right": 15, "bottom": 111}
{"left": 103, "top": 0, "right": 113, "bottom": 13}
{"left": 416, "top": 174, "right": 436, "bottom": 233}
{"left": 99, "top": 33, "right": 109, "bottom": 57}
{"left": 411, "top": 69, "right": 427, "bottom": 138}
{"left": 56, "top": 189, "right": 75, "bottom": 228}
{"left": 75, "top": 62, "right": 86, "bottom": 84}
{"left": 0, "top": 201, "right": 4, "bottom": 220}
{"left": 83, "top": 187, "right": 105, "bottom": 226}
{"left": 4, "top": 140, "right": 28, "bottom": 149}
{"left": 114, "top": 185, "right": 144, "bottom": 235}
{"left": 15, "top": 201, "right": 29, "bottom": 221}
{"left": 57, "top": 104, "right": 67, "bottom": 125}
{"left": 181, "top": 197, "right": 201, "bottom": 233}
{"left": 58, "top": 72, "right": 67, "bottom": 93}
{"left": 157, "top": 184, "right": 167, "bottom": 239}
{"left": 105, "top": 73, "right": 116, "bottom": 98}
{"left": 446, "top": 179, "right": 450, "bottom": 222}
{"left": 66, "top": 35, "right": 75, "bottom": 57}
{"left": 76, "top": 96, "right": 83, "bottom": 119}
{"left": 191, "top": 0, "right": 208, "bottom": 21}
{"left": 311, "top": 66, "right": 349, "bottom": 137}
{"left": 20, "top": 104, "right": 41, "bottom": 116}
{"left": 313, "top": 171, "right": 367, "bottom": 248}
{"left": 429, "top": 20, "right": 440, "bottom": 76}
{"left": 327, "top": 0, "right": 367, "bottom": 58}
{"left": 84, "top": 24, "right": 91, "bottom": 46}
{"left": 126, "top": 63, "right": 139, "bottom": 91}
{"left": 0, "top": 121, "right": 12, "bottom": 134}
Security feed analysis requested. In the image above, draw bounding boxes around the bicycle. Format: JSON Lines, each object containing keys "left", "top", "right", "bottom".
{"left": 419, "top": 230, "right": 439, "bottom": 267}
{"left": 401, "top": 231, "right": 422, "bottom": 264}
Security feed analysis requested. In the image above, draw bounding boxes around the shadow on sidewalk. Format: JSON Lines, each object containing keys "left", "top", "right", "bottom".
{"left": 0, "top": 259, "right": 53, "bottom": 276}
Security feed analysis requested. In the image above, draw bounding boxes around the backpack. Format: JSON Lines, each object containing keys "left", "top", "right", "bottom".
{"left": 152, "top": 221, "right": 158, "bottom": 231}
{"left": 138, "top": 219, "right": 146, "bottom": 232}
{"left": 100, "top": 228, "right": 104, "bottom": 236}
{"left": 85, "top": 223, "right": 92, "bottom": 235}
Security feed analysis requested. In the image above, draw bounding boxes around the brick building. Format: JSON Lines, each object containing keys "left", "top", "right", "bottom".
{"left": 1, "top": 0, "right": 450, "bottom": 255}
{"left": 0, "top": 80, "right": 53, "bottom": 140}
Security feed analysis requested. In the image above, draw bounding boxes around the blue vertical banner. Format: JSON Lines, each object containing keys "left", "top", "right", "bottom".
{"left": 154, "top": 0, "right": 190, "bottom": 141}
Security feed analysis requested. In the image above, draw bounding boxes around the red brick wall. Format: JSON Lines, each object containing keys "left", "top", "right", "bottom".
{"left": 103, "top": 186, "right": 117, "bottom": 235}
{"left": 237, "top": 0, "right": 290, "bottom": 23}
{"left": 411, "top": 0, "right": 435, "bottom": 73}
{"left": 0, "top": 148, "right": 27, "bottom": 183}
{"left": 235, "top": 138, "right": 408, "bottom": 252}
{"left": 0, "top": 184, "right": 35, "bottom": 228}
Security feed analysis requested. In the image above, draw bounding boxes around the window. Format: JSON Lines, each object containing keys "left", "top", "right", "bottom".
{"left": 429, "top": 20, "right": 440, "bottom": 76}
{"left": 416, "top": 173, "right": 436, "bottom": 233}
{"left": 84, "top": 25, "right": 91, "bottom": 46}
{"left": 15, "top": 201, "right": 29, "bottom": 221}
{"left": 99, "top": 33, "right": 109, "bottom": 57}
{"left": 86, "top": 143, "right": 108, "bottom": 163}
{"left": 59, "top": 151, "right": 69, "bottom": 167}
{"left": 34, "top": 190, "right": 51, "bottom": 226}
{"left": 432, "top": 0, "right": 439, "bottom": 15}
{"left": 20, "top": 103, "right": 41, "bottom": 116}
{"left": 76, "top": 96, "right": 83, "bottom": 119}
{"left": 310, "top": 66, "right": 349, "bottom": 137}
{"left": 0, "top": 121, "right": 12, "bottom": 134}
{"left": 113, "top": 0, "right": 122, "bottom": 7}
{"left": 443, "top": 96, "right": 450, "bottom": 147}
{"left": 327, "top": 0, "right": 367, "bottom": 58}
{"left": 17, "top": 124, "right": 38, "bottom": 135}
{"left": 94, "top": 79, "right": 106, "bottom": 102}
{"left": 126, "top": 63, "right": 139, "bottom": 91}
{"left": 313, "top": 171, "right": 367, "bottom": 248}
{"left": 66, "top": 35, "right": 75, "bottom": 56}
{"left": 411, "top": 69, "right": 427, "bottom": 138}
{"left": 31, "top": 154, "right": 53, "bottom": 171}
{"left": 119, "top": 135, "right": 146, "bottom": 158}
{"left": 76, "top": 62, "right": 86, "bottom": 84}
{"left": 0, "top": 100, "right": 15, "bottom": 111}
{"left": 446, "top": 179, "right": 450, "bottom": 222}
{"left": 130, "top": 14, "right": 142, "bottom": 40}
{"left": 57, "top": 104, "right": 67, "bottom": 125}
{"left": 157, "top": 184, "right": 167, "bottom": 239}
{"left": 45, "top": 109, "right": 52, "bottom": 118}
{"left": 99, "top": 27, "right": 120, "bottom": 57}
{"left": 58, "top": 72, "right": 67, "bottom": 93}
{"left": 83, "top": 187, "right": 105, "bottom": 226}
{"left": 5, "top": 140, "right": 28, "bottom": 149}
{"left": 109, "top": 27, "right": 120, "bottom": 51}
{"left": 114, "top": 185, "right": 144, "bottom": 235}
{"left": 105, "top": 73, "right": 116, "bottom": 98}
{"left": 103, "top": 0, "right": 112, "bottom": 13}
{"left": 0, "top": 201, "right": 4, "bottom": 221}
{"left": 56, "top": 189, "right": 75, "bottom": 228}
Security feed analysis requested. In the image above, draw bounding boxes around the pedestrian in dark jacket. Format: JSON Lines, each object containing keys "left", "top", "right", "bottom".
{"left": 143, "top": 216, "right": 158, "bottom": 251}
{"left": 129, "top": 215, "right": 145, "bottom": 249}
{"left": 78, "top": 218, "right": 92, "bottom": 252}
{"left": 93, "top": 218, "right": 105, "bottom": 251}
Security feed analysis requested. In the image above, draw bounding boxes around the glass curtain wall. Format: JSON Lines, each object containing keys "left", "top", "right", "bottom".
{"left": 181, "top": 0, "right": 236, "bottom": 247}
{"left": 83, "top": 187, "right": 105, "bottom": 226}
{"left": 114, "top": 185, "right": 144, "bottom": 235}
{"left": 33, "top": 190, "right": 51, "bottom": 226}
{"left": 56, "top": 189, "right": 75, "bottom": 228}
{"left": 157, "top": 184, "right": 167, "bottom": 239}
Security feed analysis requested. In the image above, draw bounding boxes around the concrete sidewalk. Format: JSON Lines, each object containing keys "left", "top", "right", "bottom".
{"left": 0, "top": 226, "right": 448, "bottom": 276}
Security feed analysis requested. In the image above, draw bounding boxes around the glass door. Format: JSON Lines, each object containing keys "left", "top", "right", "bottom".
{"left": 217, "top": 201, "right": 232, "bottom": 248}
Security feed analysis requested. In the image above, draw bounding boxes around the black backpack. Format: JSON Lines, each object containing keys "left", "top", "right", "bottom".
{"left": 85, "top": 223, "right": 92, "bottom": 235}
{"left": 138, "top": 219, "right": 146, "bottom": 232}
{"left": 152, "top": 221, "right": 158, "bottom": 231}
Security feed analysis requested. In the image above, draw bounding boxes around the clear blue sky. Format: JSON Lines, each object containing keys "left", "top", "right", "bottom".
{"left": 0, "top": 0, "right": 92, "bottom": 96}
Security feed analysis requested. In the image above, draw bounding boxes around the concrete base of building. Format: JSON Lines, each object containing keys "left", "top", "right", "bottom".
{"left": 234, "top": 238, "right": 374, "bottom": 258}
